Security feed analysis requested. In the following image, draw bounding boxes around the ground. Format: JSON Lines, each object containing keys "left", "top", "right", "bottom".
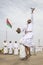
{"left": 0, "top": 52, "right": 43, "bottom": 65}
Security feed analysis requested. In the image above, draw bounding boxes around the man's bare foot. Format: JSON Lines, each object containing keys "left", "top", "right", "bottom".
{"left": 27, "top": 54, "right": 31, "bottom": 57}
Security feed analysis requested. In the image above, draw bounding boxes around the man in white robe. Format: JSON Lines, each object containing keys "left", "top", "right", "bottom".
{"left": 13, "top": 41, "right": 19, "bottom": 55}
{"left": 3, "top": 40, "right": 8, "bottom": 54}
{"left": 8, "top": 41, "right": 13, "bottom": 54}
{"left": 19, "top": 19, "right": 33, "bottom": 59}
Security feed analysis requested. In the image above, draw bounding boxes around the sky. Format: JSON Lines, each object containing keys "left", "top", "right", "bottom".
{"left": 0, "top": 0, "right": 43, "bottom": 48}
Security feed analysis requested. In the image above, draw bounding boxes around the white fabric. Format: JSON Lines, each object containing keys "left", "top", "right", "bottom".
{"left": 22, "top": 23, "right": 32, "bottom": 32}
{"left": 3, "top": 42, "right": 8, "bottom": 54}
{"left": 3, "top": 42, "right": 8, "bottom": 46}
{"left": 13, "top": 43, "right": 19, "bottom": 55}
{"left": 26, "top": 23, "right": 33, "bottom": 32}
{"left": 8, "top": 43, "right": 13, "bottom": 54}
{"left": 19, "top": 44, "right": 26, "bottom": 58}
{"left": 13, "top": 43, "right": 18, "bottom": 48}
{"left": 14, "top": 48, "right": 18, "bottom": 55}
{"left": 3, "top": 47, "right": 8, "bottom": 54}
{"left": 19, "top": 23, "right": 33, "bottom": 47}
{"left": 8, "top": 48, "right": 13, "bottom": 54}
{"left": 8, "top": 43, "right": 13, "bottom": 48}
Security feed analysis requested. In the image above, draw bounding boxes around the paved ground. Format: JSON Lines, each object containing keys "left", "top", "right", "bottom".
{"left": 0, "top": 52, "right": 43, "bottom": 65}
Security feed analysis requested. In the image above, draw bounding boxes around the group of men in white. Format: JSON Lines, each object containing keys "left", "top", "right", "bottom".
{"left": 3, "top": 40, "right": 28, "bottom": 59}
{"left": 3, "top": 40, "right": 19, "bottom": 55}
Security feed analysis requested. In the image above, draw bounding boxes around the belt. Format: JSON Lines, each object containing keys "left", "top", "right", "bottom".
{"left": 25, "top": 31, "right": 32, "bottom": 34}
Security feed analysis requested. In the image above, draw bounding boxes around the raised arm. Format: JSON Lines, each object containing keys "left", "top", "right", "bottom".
{"left": 31, "top": 8, "right": 35, "bottom": 22}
